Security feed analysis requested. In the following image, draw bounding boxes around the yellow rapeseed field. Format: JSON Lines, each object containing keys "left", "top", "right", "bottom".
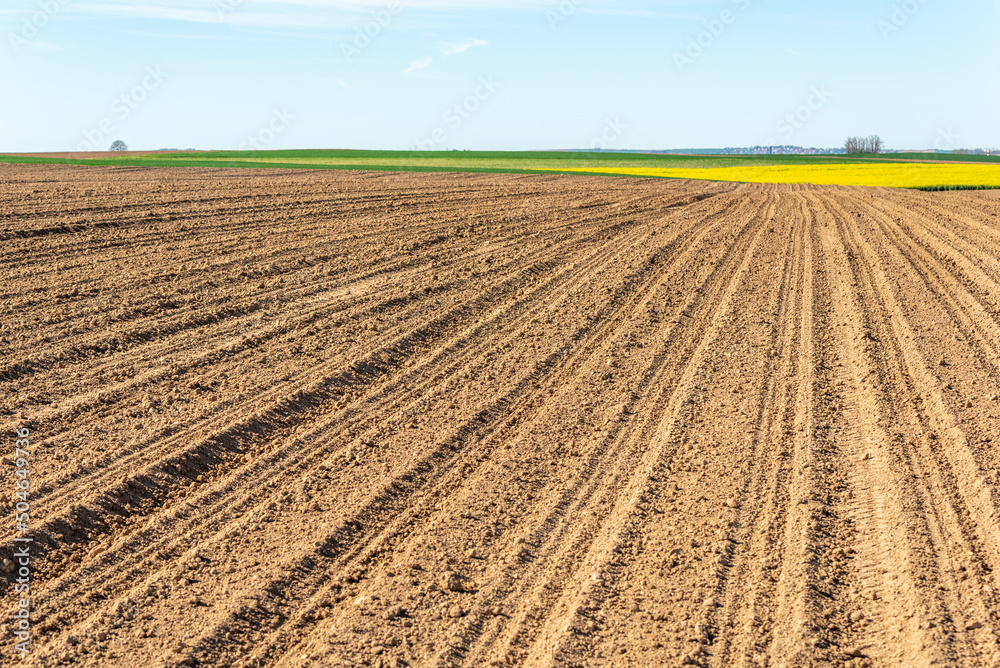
{"left": 538, "top": 163, "right": 1000, "bottom": 189}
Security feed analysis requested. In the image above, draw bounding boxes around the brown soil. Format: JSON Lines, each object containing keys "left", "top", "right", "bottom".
{"left": 3, "top": 164, "right": 1000, "bottom": 668}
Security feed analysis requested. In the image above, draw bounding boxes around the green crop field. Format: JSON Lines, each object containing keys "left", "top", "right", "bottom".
{"left": 884, "top": 152, "right": 1000, "bottom": 163}
{"left": 2, "top": 150, "right": 997, "bottom": 189}
{"left": 0, "top": 149, "right": 902, "bottom": 175}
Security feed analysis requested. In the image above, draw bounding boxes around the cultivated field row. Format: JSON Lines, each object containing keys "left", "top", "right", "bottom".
{"left": 2, "top": 164, "right": 1000, "bottom": 667}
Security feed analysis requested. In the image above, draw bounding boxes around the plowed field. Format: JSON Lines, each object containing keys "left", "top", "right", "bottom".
{"left": 4, "top": 164, "right": 1000, "bottom": 668}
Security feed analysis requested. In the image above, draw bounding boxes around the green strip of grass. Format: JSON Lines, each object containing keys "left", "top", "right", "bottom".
{"left": 887, "top": 152, "right": 1000, "bottom": 164}
{"left": 913, "top": 184, "right": 1000, "bottom": 191}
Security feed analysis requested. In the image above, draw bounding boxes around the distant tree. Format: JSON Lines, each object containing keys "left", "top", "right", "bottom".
{"left": 844, "top": 135, "right": 884, "bottom": 154}
{"left": 109, "top": 140, "right": 128, "bottom": 152}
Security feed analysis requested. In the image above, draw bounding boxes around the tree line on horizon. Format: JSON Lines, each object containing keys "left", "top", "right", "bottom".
{"left": 844, "top": 135, "right": 884, "bottom": 154}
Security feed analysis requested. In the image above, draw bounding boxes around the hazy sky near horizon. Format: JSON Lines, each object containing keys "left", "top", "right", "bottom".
{"left": 1, "top": 0, "right": 997, "bottom": 152}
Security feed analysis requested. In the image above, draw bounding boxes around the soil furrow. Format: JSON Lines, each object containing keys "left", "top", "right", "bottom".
{"left": 5, "top": 165, "right": 1000, "bottom": 668}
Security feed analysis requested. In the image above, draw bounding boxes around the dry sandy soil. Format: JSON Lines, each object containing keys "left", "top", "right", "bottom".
{"left": 3, "top": 164, "right": 1000, "bottom": 668}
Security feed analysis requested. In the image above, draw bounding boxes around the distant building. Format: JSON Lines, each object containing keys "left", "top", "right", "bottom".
{"left": 720, "top": 145, "right": 845, "bottom": 155}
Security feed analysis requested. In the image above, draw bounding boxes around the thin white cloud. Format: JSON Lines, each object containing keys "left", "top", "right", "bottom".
{"left": 65, "top": 0, "right": 677, "bottom": 26}
{"left": 402, "top": 57, "right": 433, "bottom": 76}
{"left": 69, "top": 3, "right": 364, "bottom": 28}
{"left": 73, "top": 3, "right": 221, "bottom": 24}
{"left": 582, "top": 7, "right": 695, "bottom": 18}
{"left": 442, "top": 37, "right": 489, "bottom": 55}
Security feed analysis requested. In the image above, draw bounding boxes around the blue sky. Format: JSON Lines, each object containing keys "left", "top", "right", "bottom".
{"left": 2, "top": 0, "right": 997, "bottom": 152}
